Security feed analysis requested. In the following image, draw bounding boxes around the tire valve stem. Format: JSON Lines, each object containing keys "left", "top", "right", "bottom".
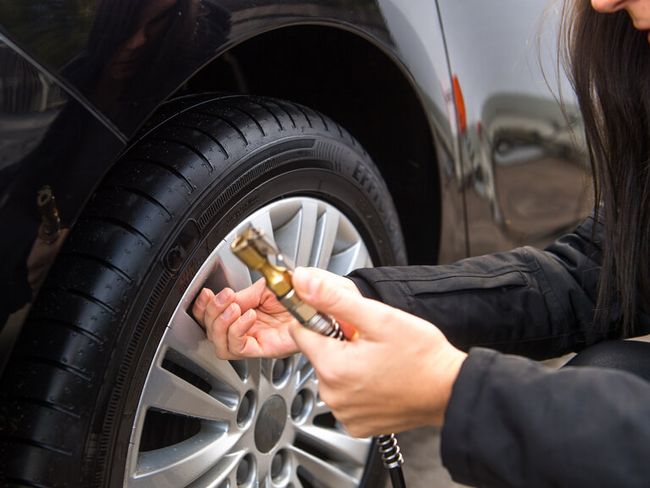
{"left": 230, "top": 224, "right": 406, "bottom": 488}
{"left": 37, "top": 185, "right": 61, "bottom": 244}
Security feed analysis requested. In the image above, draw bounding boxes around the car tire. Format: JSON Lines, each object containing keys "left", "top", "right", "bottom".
{"left": 0, "top": 95, "right": 406, "bottom": 487}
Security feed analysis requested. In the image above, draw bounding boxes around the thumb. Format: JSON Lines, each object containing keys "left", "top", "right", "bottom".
{"left": 292, "top": 267, "right": 385, "bottom": 337}
{"left": 288, "top": 320, "right": 334, "bottom": 367}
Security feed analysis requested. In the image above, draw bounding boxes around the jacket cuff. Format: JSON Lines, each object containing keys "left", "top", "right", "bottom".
{"left": 346, "top": 270, "right": 382, "bottom": 301}
{"left": 440, "top": 347, "right": 499, "bottom": 486}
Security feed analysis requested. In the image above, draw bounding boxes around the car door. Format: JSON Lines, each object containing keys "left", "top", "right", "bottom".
{"left": 437, "top": 0, "right": 591, "bottom": 255}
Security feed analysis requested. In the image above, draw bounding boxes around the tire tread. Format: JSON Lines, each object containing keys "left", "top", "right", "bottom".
{"left": 248, "top": 98, "right": 284, "bottom": 131}
{"left": 101, "top": 185, "right": 173, "bottom": 218}
{"left": 4, "top": 436, "right": 73, "bottom": 457}
{"left": 151, "top": 136, "right": 215, "bottom": 172}
{"left": 169, "top": 123, "right": 230, "bottom": 159}
{"left": 58, "top": 251, "right": 134, "bottom": 284}
{"left": 224, "top": 104, "right": 266, "bottom": 136}
{"left": 11, "top": 396, "right": 81, "bottom": 420}
{"left": 12, "top": 356, "right": 92, "bottom": 383}
{"left": 196, "top": 110, "right": 250, "bottom": 145}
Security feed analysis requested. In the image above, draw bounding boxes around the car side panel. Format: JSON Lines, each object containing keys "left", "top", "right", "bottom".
{"left": 377, "top": 0, "right": 468, "bottom": 263}
{"left": 0, "top": 2, "right": 453, "bottom": 141}
{"left": 437, "top": 0, "right": 591, "bottom": 254}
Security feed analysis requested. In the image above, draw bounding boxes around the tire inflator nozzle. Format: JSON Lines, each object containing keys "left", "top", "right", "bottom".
{"left": 36, "top": 185, "right": 61, "bottom": 243}
{"left": 230, "top": 225, "right": 345, "bottom": 338}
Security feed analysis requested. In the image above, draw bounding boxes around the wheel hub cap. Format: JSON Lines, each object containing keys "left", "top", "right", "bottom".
{"left": 254, "top": 395, "right": 287, "bottom": 453}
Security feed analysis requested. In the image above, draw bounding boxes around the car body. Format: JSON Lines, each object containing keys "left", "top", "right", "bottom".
{"left": 0, "top": 1, "right": 590, "bottom": 486}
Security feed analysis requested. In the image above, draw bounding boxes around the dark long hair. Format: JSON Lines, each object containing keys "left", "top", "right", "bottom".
{"left": 561, "top": 0, "right": 650, "bottom": 334}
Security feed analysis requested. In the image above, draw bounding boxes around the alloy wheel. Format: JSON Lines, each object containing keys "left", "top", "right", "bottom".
{"left": 124, "top": 197, "right": 373, "bottom": 487}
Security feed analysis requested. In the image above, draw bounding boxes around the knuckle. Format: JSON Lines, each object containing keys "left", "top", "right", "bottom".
{"left": 323, "top": 286, "right": 343, "bottom": 308}
{"left": 309, "top": 275, "right": 340, "bottom": 307}
{"left": 318, "top": 367, "right": 337, "bottom": 385}
{"left": 208, "top": 326, "right": 237, "bottom": 360}
{"left": 379, "top": 306, "right": 400, "bottom": 326}
{"left": 320, "top": 389, "right": 344, "bottom": 411}
{"left": 326, "top": 363, "right": 346, "bottom": 386}
{"left": 205, "top": 322, "right": 214, "bottom": 340}
{"left": 347, "top": 424, "right": 363, "bottom": 438}
{"left": 213, "top": 317, "right": 228, "bottom": 335}
{"left": 328, "top": 396, "right": 342, "bottom": 411}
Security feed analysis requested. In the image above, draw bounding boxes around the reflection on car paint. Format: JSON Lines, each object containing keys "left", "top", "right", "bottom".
{"left": 0, "top": 0, "right": 590, "bottom": 338}
{"left": 437, "top": 0, "right": 591, "bottom": 254}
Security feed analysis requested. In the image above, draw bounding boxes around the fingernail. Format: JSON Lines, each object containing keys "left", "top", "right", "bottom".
{"left": 215, "top": 289, "right": 230, "bottom": 306}
{"left": 196, "top": 290, "right": 208, "bottom": 307}
{"left": 222, "top": 304, "right": 235, "bottom": 319}
{"left": 294, "top": 267, "right": 319, "bottom": 298}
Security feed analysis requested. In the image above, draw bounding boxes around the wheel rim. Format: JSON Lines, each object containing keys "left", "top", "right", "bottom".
{"left": 125, "top": 197, "right": 373, "bottom": 487}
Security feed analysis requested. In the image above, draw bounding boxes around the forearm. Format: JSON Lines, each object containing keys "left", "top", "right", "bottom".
{"left": 441, "top": 348, "right": 650, "bottom": 487}
{"left": 348, "top": 213, "right": 618, "bottom": 359}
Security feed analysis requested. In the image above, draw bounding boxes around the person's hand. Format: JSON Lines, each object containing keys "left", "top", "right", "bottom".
{"left": 192, "top": 268, "right": 360, "bottom": 359}
{"left": 288, "top": 267, "right": 467, "bottom": 437}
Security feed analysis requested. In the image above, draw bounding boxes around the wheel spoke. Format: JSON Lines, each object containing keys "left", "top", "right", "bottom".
{"left": 255, "top": 357, "right": 272, "bottom": 388}
{"left": 185, "top": 449, "right": 247, "bottom": 488}
{"left": 295, "top": 424, "right": 370, "bottom": 465}
{"left": 129, "top": 430, "right": 240, "bottom": 488}
{"left": 141, "top": 365, "right": 236, "bottom": 422}
{"left": 311, "top": 398, "right": 331, "bottom": 418}
{"left": 243, "top": 357, "right": 262, "bottom": 389}
{"left": 295, "top": 201, "right": 318, "bottom": 267}
{"left": 288, "top": 445, "right": 358, "bottom": 488}
{"left": 310, "top": 209, "right": 340, "bottom": 268}
{"left": 214, "top": 244, "right": 253, "bottom": 291}
{"left": 273, "top": 206, "right": 302, "bottom": 265}
{"left": 250, "top": 210, "right": 276, "bottom": 245}
{"left": 292, "top": 354, "right": 315, "bottom": 390}
{"left": 327, "top": 242, "right": 368, "bottom": 275}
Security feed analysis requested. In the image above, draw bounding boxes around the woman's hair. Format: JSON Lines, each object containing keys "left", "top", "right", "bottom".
{"left": 561, "top": 0, "right": 650, "bottom": 334}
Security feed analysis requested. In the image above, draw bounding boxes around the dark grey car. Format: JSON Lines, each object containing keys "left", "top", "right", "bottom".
{"left": 0, "top": 1, "right": 588, "bottom": 486}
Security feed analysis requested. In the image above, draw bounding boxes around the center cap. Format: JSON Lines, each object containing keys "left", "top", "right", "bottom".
{"left": 254, "top": 395, "right": 287, "bottom": 453}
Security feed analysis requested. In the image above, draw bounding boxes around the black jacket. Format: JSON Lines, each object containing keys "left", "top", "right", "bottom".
{"left": 348, "top": 213, "right": 650, "bottom": 487}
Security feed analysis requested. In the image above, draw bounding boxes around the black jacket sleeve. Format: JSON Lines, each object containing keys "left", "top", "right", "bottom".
{"left": 348, "top": 213, "right": 650, "bottom": 360}
{"left": 441, "top": 348, "right": 650, "bottom": 488}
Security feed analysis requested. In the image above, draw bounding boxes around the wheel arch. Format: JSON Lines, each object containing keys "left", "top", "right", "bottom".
{"left": 181, "top": 24, "right": 442, "bottom": 264}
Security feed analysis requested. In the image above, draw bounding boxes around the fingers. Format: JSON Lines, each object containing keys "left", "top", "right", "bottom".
{"left": 193, "top": 287, "right": 240, "bottom": 359}
{"left": 293, "top": 267, "right": 417, "bottom": 338}
{"left": 193, "top": 285, "right": 270, "bottom": 358}
{"left": 209, "top": 301, "right": 241, "bottom": 359}
{"left": 233, "top": 278, "right": 267, "bottom": 311}
{"left": 288, "top": 320, "right": 335, "bottom": 367}
{"left": 227, "top": 309, "right": 259, "bottom": 356}
{"left": 192, "top": 288, "right": 215, "bottom": 328}
{"left": 295, "top": 267, "right": 360, "bottom": 294}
